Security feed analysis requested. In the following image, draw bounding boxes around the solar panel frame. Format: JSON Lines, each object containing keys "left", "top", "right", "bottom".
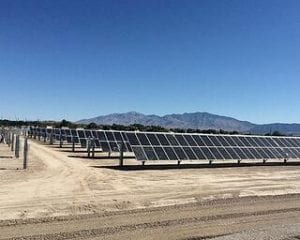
{"left": 225, "top": 147, "right": 241, "bottom": 159}
{"left": 183, "top": 135, "right": 198, "bottom": 146}
{"left": 156, "top": 134, "right": 171, "bottom": 146}
{"left": 201, "top": 135, "right": 214, "bottom": 146}
{"left": 182, "top": 146, "right": 198, "bottom": 160}
{"left": 136, "top": 133, "right": 151, "bottom": 146}
{"left": 224, "top": 136, "right": 239, "bottom": 146}
{"left": 143, "top": 146, "right": 159, "bottom": 160}
{"left": 32, "top": 127, "right": 300, "bottom": 162}
{"left": 207, "top": 136, "right": 223, "bottom": 146}
{"left": 146, "top": 133, "right": 161, "bottom": 145}
{"left": 174, "top": 134, "right": 189, "bottom": 146}
{"left": 217, "top": 147, "right": 233, "bottom": 159}
{"left": 164, "top": 146, "right": 179, "bottom": 160}
{"left": 209, "top": 147, "right": 224, "bottom": 160}
{"left": 165, "top": 134, "right": 180, "bottom": 146}
{"left": 192, "top": 147, "right": 207, "bottom": 159}
{"left": 218, "top": 136, "right": 231, "bottom": 146}
{"left": 200, "top": 147, "right": 216, "bottom": 159}
{"left": 131, "top": 146, "right": 147, "bottom": 161}
{"left": 191, "top": 135, "right": 206, "bottom": 146}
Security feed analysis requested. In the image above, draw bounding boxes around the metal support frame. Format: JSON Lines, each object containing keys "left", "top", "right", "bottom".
{"left": 91, "top": 138, "right": 95, "bottom": 159}
{"left": 263, "top": 159, "right": 267, "bottom": 164}
{"left": 119, "top": 142, "right": 124, "bottom": 167}
{"left": 59, "top": 132, "right": 63, "bottom": 148}
{"left": 72, "top": 137, "right": 75, "bottom": 152}
{"left": 50, "top": 133, "right": 54, "bottom": 145}
{"left": 87, "top": 137, "right": 91, "bottom": 158}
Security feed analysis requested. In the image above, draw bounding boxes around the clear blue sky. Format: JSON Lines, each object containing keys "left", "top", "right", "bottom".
{"left": 1, "top": 0, "right": 300, "bottom": 124}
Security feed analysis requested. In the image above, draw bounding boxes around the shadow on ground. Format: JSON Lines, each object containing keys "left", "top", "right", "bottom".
{"left": 91, "top": 161, "right": 300, "bottom": 171}
{"left": 70, "top": 155, "right": 135, "bottom": 160}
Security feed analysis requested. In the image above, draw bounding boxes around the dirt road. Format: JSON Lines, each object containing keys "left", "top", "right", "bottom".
{"left": 0, "top": 194, "right": 299, "bottom": 239}
{"left": 0, "top": 140, "right": 300, "bottom": 239}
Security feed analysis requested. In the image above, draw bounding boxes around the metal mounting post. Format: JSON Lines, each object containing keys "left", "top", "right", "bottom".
{"left": 23, "top": 137, "right": 28, "bottom": 169}
{"left": 119, "top": 142, "right": 124, "bottom": 167}
{"left": 72, "top": 137, "right": 75, "bottom": 152}
{"left": 11, "top": 134, "right": 14, "bottom": 152}
{"left": 15, "top": 135, "right": 20, "bottom": 158}
{"left": 7, "top": 132, "right": 10, "bottom": 147}
{"left": 91, "top": 138, "right": 95, "bottom": 158}
{"left": 87, "top": 137, "right": 91, "bottom": 158}
{"left": 59, "top": 132, "right": 63, "bottom": 148}
{"left": 50, "top": 133, "right": 53, "bottom": 145}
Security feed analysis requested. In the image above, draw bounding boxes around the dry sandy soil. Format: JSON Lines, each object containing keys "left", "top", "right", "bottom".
{"left": 0, "top": 139, "right": 300, "bottom": 239}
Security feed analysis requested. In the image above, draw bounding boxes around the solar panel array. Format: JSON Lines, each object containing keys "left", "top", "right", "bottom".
{"left": 76, "top": 129, "right": 132, "bottom": 152}
{"left": 29, "top": 127, "right": 132, "bottom": 153}
{"left": 29, "top": 127, "right": 300, "bottom": 162}
{"left": 125, "top": 132, "right": 300, "bottom": 161}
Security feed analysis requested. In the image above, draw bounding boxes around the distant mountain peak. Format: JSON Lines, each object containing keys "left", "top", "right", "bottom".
{"left": 76, "top": 111, "right": 300, "bottom": 135}
{"left": 77, "top": 111, "right": 252, "bottom": 132}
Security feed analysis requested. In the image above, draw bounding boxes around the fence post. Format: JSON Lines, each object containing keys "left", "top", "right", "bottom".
{"left": 91, "top": 138, "right": 95, "bottom": 158}
{"left": 6, "top": 132, "right": 10, "bottom": 147}
{"left": 72, "top": 137, "right": 75, "bottom": 152}
{"left": 119, "top": 142, "right": 124, "bottom": 167}
{"left": 23, "top": 137, "right": 28, "bottom": 169}
{"left": 87, "top": 137, "right": 91, "bottom": 158}
{"left": 59, "top": 132, "right": 63, "bottom": 148}
{"left": 15, "top": 135, "right": 20, "bottom": 158}
{"left": 50, "top": 133, "right": 54, "bottom": 145}
{"left": 11, "top": 133, "right": 14, "bottom": 152}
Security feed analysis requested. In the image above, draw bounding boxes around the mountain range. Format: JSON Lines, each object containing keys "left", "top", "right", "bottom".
{"left": 77, "top": 111, "right": 300, "bottom": 135}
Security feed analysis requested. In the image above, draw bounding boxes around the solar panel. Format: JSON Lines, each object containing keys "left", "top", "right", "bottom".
{"left": 124, "top": 131, "right": 300, "bottom": 162}
{"left": 30, "top": 127, "right": 300, "bottom": 163}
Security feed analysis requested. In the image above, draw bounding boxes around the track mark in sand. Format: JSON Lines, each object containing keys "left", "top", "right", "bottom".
{"left": 182, "top": 234, "right": 231, "bottom": 240}
{"left": 3, "top": 207, "right": 300, "bottom": 240}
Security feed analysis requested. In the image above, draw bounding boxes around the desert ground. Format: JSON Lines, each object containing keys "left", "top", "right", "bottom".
{"left": 0, "top": 139, "right": 300, "bottom": 239}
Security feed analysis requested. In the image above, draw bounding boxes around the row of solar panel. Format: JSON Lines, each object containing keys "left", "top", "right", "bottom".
{"left": 39, "top": 128, "right": 300, "bottom": 149}
{"left": 30, "top": 127, "right": 132, "bottom": 153}
{"left": 125, "top": 132, "right": 300, "bottom": 148}
{"left": 29, "top": 127, "right": 300, "bottom": 161}
{"left": 132, "top": 146, "right": 300, "bottom": 161}
{"left": 125, "top": 132, "right": 300, "bottom": 161}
